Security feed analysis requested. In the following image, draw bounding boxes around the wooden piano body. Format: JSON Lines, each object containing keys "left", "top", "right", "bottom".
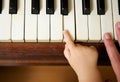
{"left": 0, "top": 42, "right": 119, "bottom": 66}
{"left": 0, "top": 0, "right": 120, "bottom": 66}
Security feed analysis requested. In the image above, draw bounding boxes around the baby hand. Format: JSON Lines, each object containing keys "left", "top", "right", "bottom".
{"left": 63, "top": 30, "right": 102, "bottom": 82}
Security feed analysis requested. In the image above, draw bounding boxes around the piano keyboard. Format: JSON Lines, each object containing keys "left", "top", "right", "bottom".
{"left": 0, "top": 0, "right": 119, "bottom": 42}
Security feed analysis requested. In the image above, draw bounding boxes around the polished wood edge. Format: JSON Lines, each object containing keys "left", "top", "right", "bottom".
{"left": 0, "top": 42, "right": 119, "bottom": 66}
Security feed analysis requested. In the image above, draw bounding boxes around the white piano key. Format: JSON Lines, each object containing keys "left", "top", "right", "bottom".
{"left": 101, "top": 0, "right": 114, "bottom": 40}
{"left": 12, "top": 0, "right": 24, "bottom": 42}
{"left": 38, "top": 0, "right": 49, "bottom": 42}
{"left": 112, "top": 0, "right": 120, "bottom": 40}
{"left": 51, "top": 0, "right": 63, "bottom": 42}
{"left": 25, "top": 0, "right": 37, "bottom": 42}
{"left": 88, "top": 0, "right": 101, "bottom": 42}
{"left": 0, "top": 0, "right": 11, "bottom": 42}
{"left": 64, "top": 0, "right": 75, "bottom": 41}
{"left": 75, "top": 0, "right": 88, "bottom": 41}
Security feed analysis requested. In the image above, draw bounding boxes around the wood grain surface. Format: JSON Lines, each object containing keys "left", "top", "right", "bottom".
{"left": 0, "top": 42, "right": 119, "bottom": 66}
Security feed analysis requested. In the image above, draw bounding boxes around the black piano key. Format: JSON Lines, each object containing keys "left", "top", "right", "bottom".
{"left": 97, "top": 0, "right": 105, "bottom": 15}
{"left": 0, "top": 0, "right": 2, "bottom": 14}
{"left": 82, "top": 0, "right": 90, "bottom": 15}
{"left": 61, "top": 0, "right": 68, "bottom": 15}
{"left": 32, "top": 0, "right": 40, "bottom": 14}
{"left": 9, "top": 0, "right": 17, "bottom": 14}
{"left": 46, "top": 0, "right": 54, "bottom": 14}
{"left": 118, "top": 0, "right": 120, "bottom": 15}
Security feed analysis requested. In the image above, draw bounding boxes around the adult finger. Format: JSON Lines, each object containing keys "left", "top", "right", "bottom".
{"left": 103, "top": 33, "right": 119, "bottom": 62}
{"left": 63, "top": 30, "right": 75, "bottom": 49}
{"left": 115, "top": 22, "right": 120, "bottom": 45}
{"left": 104, "top": 33, "right": 120, "bottom": 82}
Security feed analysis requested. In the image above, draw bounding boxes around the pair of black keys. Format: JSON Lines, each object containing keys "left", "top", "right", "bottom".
{"left": 83, "top": 0, "right": 105, "bottom": 15}
{"left": 82, "top": 0, "right": 120, "bottom": 15}
{"left": 0, "top": 0, "right": 68, "bottom": 15}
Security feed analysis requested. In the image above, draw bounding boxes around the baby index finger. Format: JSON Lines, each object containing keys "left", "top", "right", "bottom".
{"left": 63, "top": 30, "right": 75, "bottom": 47}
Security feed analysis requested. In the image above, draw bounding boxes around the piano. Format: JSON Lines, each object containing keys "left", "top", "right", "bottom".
{"left": 0, "top": 0, "right": 119, "bottom": 66}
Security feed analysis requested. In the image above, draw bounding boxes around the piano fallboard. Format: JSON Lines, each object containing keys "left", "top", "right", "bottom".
{"left": 0, "top": 42, "right": 119, "bottom": 66}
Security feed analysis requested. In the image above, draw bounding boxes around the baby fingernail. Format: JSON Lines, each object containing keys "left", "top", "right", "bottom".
{"left": 105, "top": 33, "right": 111, "bottom": 39}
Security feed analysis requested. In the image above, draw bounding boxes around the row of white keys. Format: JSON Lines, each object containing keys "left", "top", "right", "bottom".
{"left": 100, "top": 0, "right": 113, "bottom": 40}
{"left": 0, "top": 0, "right": 116, "bottom": 42}
{"left": 38, "top": 0, "right": 49, "bottom": 42}
{"left": 88, "top": 0, "right": 101, "bottom": 42}
{"left": 75, "top": 0, "right": 88, "bottom": 42}
{"left": 112, "top": 0, "right": 120, "bottom": 40}
{"left": 12, "top": 0, "right": 24, "bottom": 42}
{"left": 51, "top": 0, "right": 63, "bottom": 42}
{"left": 0, "top": 0, "right": 11, "bottom": 42}
{"left": 25, "top": 0, "right": 37, "bottom": 42}
{"left": 64, "top": 0, "right": 75, "bottom": 41}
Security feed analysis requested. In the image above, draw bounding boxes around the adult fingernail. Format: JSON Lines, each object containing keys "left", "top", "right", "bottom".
{"left": 115, "top": 22, "right": 120, "bottom": 28}
{"left": 105, "top": 33, "right": 111, "bottom": 39}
